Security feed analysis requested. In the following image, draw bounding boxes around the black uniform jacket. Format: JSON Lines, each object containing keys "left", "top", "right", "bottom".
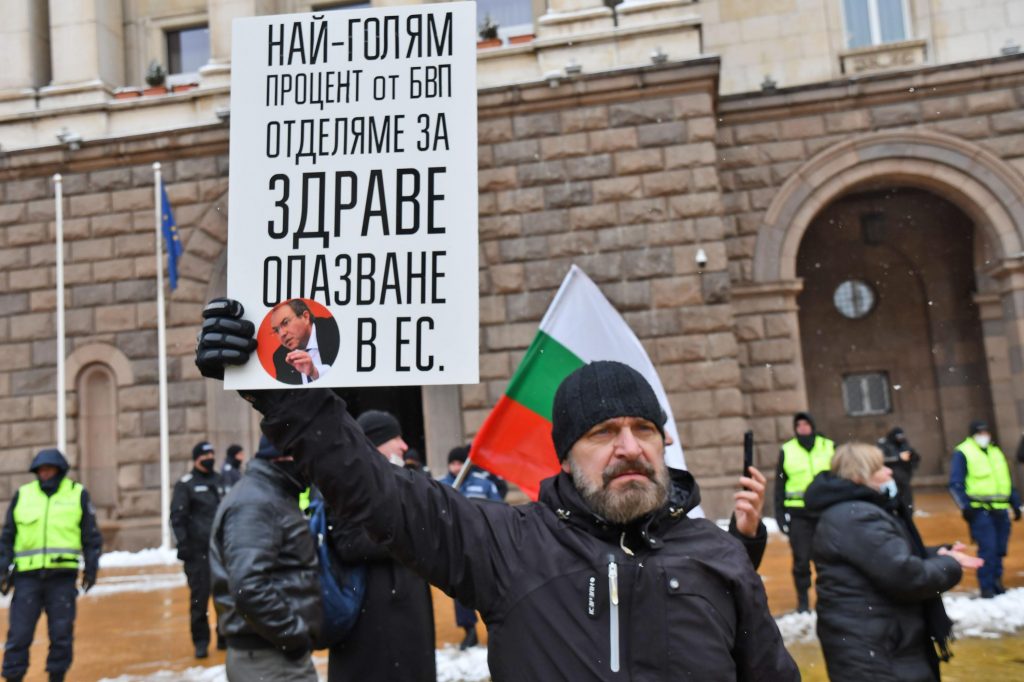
{"left": 260, "top": 388, "right": 797, "bottom": 682}
{"left": 805, "top": 473, "right": 962, "bottom": 682}
{"left": 209, "top": 458, "right": 322, "bottom": 654}
{"left": 170, "top": 467, "right": 223, "bottom": 558}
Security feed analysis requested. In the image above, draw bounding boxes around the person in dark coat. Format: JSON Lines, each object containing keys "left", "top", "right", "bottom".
{"left": 774, "top": 411, "right": 835, "bottom": 612}
{"left": 878, "top": 426, "right": 921, "bottom": 510}
{"left": 270, "top": 299, "right": 339, "bottom": 385}
{"left": 170, "top": 441, "right": 224, "bottom": 658}
{"left": 196, "top": 312, "right": 794, "bottom": 681}
{"left": 806, "top": 442, "right": 981, "bottom": 682}
{"left": 0, "top": 449, "right": 103, "bottom": 682}
{"left": 326, "top": 410, "right": 436, "bottom": 682}
{"left": 440, "top": 445, "right": 503, "bottom": 649}
{"left": 209, "top": 436, "right": 321, "bottom": 681}
{"left": 221, "top": 444, "right": 245, "bottom": 490}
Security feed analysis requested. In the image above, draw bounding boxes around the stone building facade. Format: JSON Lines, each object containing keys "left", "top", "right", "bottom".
{"left": 2, "top": 0, "right": 1024, "bottom": 546}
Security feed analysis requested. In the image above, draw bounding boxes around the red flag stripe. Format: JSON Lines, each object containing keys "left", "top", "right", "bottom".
{"left": 470, "top": 396, "right": 560, "bottom": 501}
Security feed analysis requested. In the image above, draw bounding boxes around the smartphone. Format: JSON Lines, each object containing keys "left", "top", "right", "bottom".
{"left": 743, "top": 430, "right": 754, "bottom": 477}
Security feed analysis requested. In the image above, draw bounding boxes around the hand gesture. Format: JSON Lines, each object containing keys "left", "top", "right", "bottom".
{"left": 937, "top": 546, "right": 984, "bottom": 570}
{"left": 285, "top": 350, "right": 319, "bottom": 380}
{"left": 734, "top": 466, "right": 767, "bottom": 538}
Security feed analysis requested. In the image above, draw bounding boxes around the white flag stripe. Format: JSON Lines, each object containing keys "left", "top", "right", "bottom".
{"left": 540, "top": 266, "right": 699, "bottom": 516}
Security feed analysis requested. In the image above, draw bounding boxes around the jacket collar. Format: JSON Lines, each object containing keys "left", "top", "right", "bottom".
{"left": 246, "top": 458, "right": 305, "bottom": 496}
{"left": 538, "top": 467, "right": 698, "bottom": 551}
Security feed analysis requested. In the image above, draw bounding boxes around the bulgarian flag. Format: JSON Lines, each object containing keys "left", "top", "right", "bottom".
{"left": 471, "top": 265, "right": 688, "bottom": 501}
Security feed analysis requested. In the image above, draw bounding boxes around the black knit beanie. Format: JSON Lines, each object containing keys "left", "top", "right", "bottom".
{"left": 226, "top": 444, "right": 243, "bottom": 459}
{"left": 969, "top": 420, "right": 989, "bottom": 435}
{"left": 357, "top": 410, "right": 402, "bottom": 447}
{"left": 448, "top": 445, "right": 470, "bottom": 464}
{"left": 551, "top": 361, "right": 666, "bottom": 461}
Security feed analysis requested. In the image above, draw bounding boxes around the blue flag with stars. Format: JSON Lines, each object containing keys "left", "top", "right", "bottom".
{"left": 160, "top": 183, "right": 183, "bottom": 290}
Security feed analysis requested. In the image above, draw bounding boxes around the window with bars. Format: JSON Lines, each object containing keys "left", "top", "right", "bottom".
{"left": 842, "top": 372, "right": 892, "bottom": 417}
{"left": 842, "top": 0, "right": 909, "bottom": 49}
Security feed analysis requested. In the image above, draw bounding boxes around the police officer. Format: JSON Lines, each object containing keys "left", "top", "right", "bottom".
{"left": 170, "top": 441, "right": 224, "bottom": 657}
{"left": 774, "top": 412, "right": 835, "bottom": 613}
{"left": 221, "top": 444, "right": 245, "bottom": 491}
{"left": 0, "top": 448, "right": 102, "bottom": 682}
{"left": 949, "top": 420, "right": 1022, "bottom": 598}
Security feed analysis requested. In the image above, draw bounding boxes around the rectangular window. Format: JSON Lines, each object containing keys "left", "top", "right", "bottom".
{"left": 167, "top": 26, "right": 210, "bottom": 75}
{"left": 842, "top": 372, "right": 892, "bottom": 417}
{"left": 842, "top": 0, "right": 908, "bottom": 49}
{"left": 477, "top": 0, "right": 534, "bottom": 40}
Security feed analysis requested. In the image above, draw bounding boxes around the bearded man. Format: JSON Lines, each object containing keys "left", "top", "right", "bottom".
{"left": 196, "top": 299, "right": 797, "bottom": 681}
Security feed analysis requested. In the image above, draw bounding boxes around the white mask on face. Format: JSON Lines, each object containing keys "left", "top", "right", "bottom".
{"left": 974, "top": 434, "right": 991, "bottom": 449}
{"left": 387, "top": 454, "right": 405, "bottom": 467}
{"left": 879, "top": 480, "right": 899, "bottom": 499}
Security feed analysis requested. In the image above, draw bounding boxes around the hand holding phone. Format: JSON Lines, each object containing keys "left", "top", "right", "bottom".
{"left": 743, "top": 430, "right": 754, "bottom": 478}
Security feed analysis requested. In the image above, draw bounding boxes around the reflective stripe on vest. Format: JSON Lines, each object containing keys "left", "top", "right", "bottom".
{"left": 782, "top": 436, "right": 835, "bottom": 508}
{"left": 12, "top": 478, "right": 84, "bottom": 571}
{"left": 958, "top": 437, "right": 1012, "bottom": 509}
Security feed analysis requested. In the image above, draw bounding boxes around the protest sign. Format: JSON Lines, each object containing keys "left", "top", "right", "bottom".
{"left": 225, "top": 2, "right": 478, "bottom": 389}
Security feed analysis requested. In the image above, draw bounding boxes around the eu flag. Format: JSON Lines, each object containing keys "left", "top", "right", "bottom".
{"left": 160, "top": 184, "right": 183, "bottom": 290}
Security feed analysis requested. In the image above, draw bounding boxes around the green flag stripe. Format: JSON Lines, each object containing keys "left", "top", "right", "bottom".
{"left": 505, "top": 331, "right": 585, "bottom": 419}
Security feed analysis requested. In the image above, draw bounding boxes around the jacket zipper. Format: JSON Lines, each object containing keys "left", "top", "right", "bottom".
{"left": 42, "top": 491, "right": 50, "bottom": 572}
{"left": 608, "top": 555, "right": 620, "bottom": 673}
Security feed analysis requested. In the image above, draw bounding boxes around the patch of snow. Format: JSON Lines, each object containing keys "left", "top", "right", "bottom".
{"left": 99, "top": 547, "right": 180, "bottom": 568}
{"left": 436, "top": 644, "right": 490, "bottom": 682}
{"left": 944, "top": 588, "right": 1024, "bottom": 639}
{"left": 775, "top": 610, "right": 818, "bottom": 644}
{"left": 84, "top": 572, "right": 185, "bottom": 598}
{"left": 98, "top": 665, "right": 227, "bottom": 682}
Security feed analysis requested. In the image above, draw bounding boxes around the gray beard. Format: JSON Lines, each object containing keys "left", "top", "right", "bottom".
{"left": 571, "top": 459, "right": 671, "bottom": 525}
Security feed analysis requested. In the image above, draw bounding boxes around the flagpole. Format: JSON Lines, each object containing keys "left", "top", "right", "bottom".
{"left": 452, "top": 454, "right": 473, "bottom": 489}
{"left": 53, "top": 174, "right": 66, "bottom": 453}
{"left": 153, "top": 163, "right": 171, "bottom": 552}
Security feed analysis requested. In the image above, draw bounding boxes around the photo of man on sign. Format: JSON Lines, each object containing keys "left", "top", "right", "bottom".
{"left": 257, "top": 298, "right": 340, "bottom": 385}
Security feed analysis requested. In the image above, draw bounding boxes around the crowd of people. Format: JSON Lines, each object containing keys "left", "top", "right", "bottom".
{"left": 0, "top": 295, "right": 1020, "bottom": 681}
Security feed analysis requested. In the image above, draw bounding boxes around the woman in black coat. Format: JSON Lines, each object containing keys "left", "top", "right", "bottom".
{"left": 804, "top": 442, "right": 981, "bottom": 682}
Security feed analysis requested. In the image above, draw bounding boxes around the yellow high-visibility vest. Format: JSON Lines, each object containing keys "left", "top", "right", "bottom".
{"left": 782, "top": 436, "right": 835, "bottom": 508}
{"left": 12, "top": 478, "right": 83, "bottom": 572}
{"left": 958, "top": 437, "right": 1012, "bottom": 509}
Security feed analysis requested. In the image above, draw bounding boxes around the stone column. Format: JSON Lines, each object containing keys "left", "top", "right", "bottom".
{"left": 201, "top": 0, "right": 265, "bottom": 87}
{"left": 0, "top": 0, "right": 50, "bottom": 110}
{"left": 41, "top": 0, "right": 124, "bottom": 106}
{"left": 991, "top": 261, "right": 1024, "bottom": 450}
{"left": 422, "top": 385, "right": 465, "bottom": 476}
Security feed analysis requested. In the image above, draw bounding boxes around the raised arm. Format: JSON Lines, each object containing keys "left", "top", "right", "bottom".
{"left": 257, "top": 388, "right": 520, "bottom": 616}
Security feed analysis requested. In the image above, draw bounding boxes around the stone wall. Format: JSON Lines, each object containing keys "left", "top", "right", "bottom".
{"left": 0, "top": 126, "right": 229, "bottom": 548}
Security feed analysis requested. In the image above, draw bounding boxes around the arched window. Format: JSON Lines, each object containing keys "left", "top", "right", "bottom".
{"left": 77, "top": 363, "right": 119, "bottom": 514}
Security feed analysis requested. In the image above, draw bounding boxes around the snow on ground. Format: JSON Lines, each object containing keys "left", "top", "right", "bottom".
{"left": 99, "top": 665, "right": 227, "bottom": 682}
{"left": 99, "top": 547, "right": 179, "bottom": 568}
{"left": 436, "top": 645, "right": 491, "bottom": 682}
{"left": 774, "top": 588, "right": 1024, "bottom": 644}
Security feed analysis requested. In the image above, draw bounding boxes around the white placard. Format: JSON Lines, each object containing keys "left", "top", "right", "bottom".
{"left": 226, "top": 3, "right": 478, "bottom": 389}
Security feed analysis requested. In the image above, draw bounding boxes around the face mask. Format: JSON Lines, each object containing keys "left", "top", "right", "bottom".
{"left": 196, "top": 457, "right": 215, "bottom": 470}
{"left": 387, "top": 454, "right": 405, "bottom": 467}
{"left": 879, "top": 480, "right": 899, "bottom": 499}
{"left": 974, "top": 434, "right": 991, "bottom": 449}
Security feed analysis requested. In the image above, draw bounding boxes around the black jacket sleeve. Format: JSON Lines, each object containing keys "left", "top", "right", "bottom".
{"left": 79, "top": 488, "right": 103, "bottom": 577}
{"left": 220, "top": 500, "right": 313, "bottom": 652}
{"left": 773, "top": 449, "right": 786, "bottom": 524}
{"left": 826, "top": 505, "right": 962, "bottom": 603}
{"left": 0, "top": 492, "right": 18, "bottom": 569}
{"left": 728, "top": 515, "right": 767, "bottom": 570}
{"left": 261, "top": 389, "right": 519, "bottom": 615}
{"left": 328, "top": 517, "right": 391, "bottom": 563}
{"left": 170, "top": 480, "right": 190, "bottom": 549}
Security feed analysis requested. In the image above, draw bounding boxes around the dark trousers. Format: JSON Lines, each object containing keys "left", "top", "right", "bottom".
{"left": 183, "top": 555, "right": 212, "bottom": 646}
{"left": 788, "top": 514, "right": 817, "bottom": 594}
{"left": 454, "top": 599, "right": 477, "bottom": 629}
{"left": 1, "top": 571, "right": 77, "bottom": 679}
{"left": 970, "top": 509, "right": 1011, "bottom": 593}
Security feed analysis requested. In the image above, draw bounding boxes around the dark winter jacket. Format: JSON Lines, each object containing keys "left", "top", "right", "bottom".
{"left": 209, "top": 458, "right": 321, "bottom": 655}
{"left": 805, "top": 472, "right": 962, "bottom": 682}
{"left": 878, "top": 428, "right": 920, "bottom": 494}
{"left": 221, "top": 457, "right": 243, "bottom": 490}
{"left": 170, "top": 466, "right": 223, "bottom": 560}
{"left": 327, "top": 489, "right": 436, "bottom": 682}
{"left": 260, "top": 388, "right": 796, "bottom": 682}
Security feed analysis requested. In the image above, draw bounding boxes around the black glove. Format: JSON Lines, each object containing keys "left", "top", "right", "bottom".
{"left": 962, "top": 507, "right": 978, "bottom": 524}
{"left": 176, "top": 547, "right": 192, "bottom": 563}
{"left": 195, "top": 298, "right": 257, "bottom": 380}
{"left": 81, "top": 572, "right": 96, "bottom": 593}
{"left": 1014, "top": 506, "right": 1022, "bottom": 522}
{"left": 0, "top": 564, "right": 13, "bottom": 596}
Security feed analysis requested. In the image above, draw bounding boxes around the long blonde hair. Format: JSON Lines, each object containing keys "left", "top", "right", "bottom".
{"left": 831, "top": 442, "right": 884, "bottom": 484}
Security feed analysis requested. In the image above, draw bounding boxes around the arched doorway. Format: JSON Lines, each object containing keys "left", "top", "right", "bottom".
{"left": 796, "top": 188, "right": 994, "bottom": 477}
{"left": 77, "top": 362, "right": 119, "bottom": 517}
